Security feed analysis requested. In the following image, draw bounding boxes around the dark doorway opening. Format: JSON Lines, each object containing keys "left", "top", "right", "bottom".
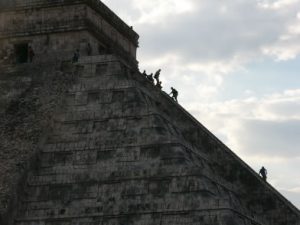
{"left": 15, "top": 43, "right": 28, "bottom": 63}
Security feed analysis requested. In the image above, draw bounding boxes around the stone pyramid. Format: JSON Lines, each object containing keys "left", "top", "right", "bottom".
{"left": 0, "top": 1, "right": 299, "bottom": 225}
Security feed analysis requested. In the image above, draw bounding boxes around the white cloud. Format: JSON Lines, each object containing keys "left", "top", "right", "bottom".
{"left": 105, "top": 0, "right": 300, "bottom": 72}
{"left": 258, "top": 0, "right": 300, "bottom": 9}
{"left": 131, "top": 0, "right": 195, "bottom": 24}
{"left": 260, "top": 1, "right": 300, "bottom": 60}
{"left": 185, "top": 89, "right": 300, "bottom": 159}
{"left": 102, "top": 0, "right": 195, "bottom": 25}
{"left": 145, "top": 0, "right": 298, "bottom": 65}
{"left": 288, "top": 187, "right": 300, "bottom": 193}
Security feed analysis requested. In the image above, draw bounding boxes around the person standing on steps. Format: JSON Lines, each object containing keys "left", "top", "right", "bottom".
{"left": 259, "top": 166, "right": 267, "bottom": 181}
{"left": 169, "top": 87, "right": 178, "bottom": 102}
{"left": 154, "top": 69, "right": 161, "bottom": 84}
{"left": 147, "top": 73, "right": 154, "bottom": 84}
{"left": 142, "top": 70, "right": 147, "bottom": 77}
{"left": 72, "top": 49, "right": 80, "bottom": 63}
{"left": 156, "top": 81, "right": 162, "bottom": 90}
{"left": 28, "top": 46, "right": 35, "bottom": 63}
{"left": 87, "top": 43, "right": 92, "bottom": 56}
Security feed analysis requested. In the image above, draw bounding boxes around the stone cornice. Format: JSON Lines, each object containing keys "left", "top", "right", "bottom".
{"left": 0, "top": 18, "right": 138, "bottom": 67}
{"left": 0, "top": 0, "right": 139, "bottom": 47}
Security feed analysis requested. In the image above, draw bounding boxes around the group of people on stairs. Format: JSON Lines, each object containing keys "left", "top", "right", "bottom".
{"left": 142, "top": 69, "right": 178, "bottom": 102}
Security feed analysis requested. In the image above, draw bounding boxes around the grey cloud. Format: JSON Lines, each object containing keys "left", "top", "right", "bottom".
{"left": 261, "top": 100, "right": 300, "bottom": 119}
{"left": 102, "top": 0, "right": 300, "bottom": 66}
{"left": 232, "top": 119, "right": 300, "bottom": 157}
{"left": 135, "top": 0, "right": 296, "bottom": 63}
{"left": 185, "top": 91, "right": 300, "bottom": 158}
{"left": 280, "top": 189, "right": 300, "bottom": 209}
{"left": 101, "top": 0, "right": 141, "bottom": 23}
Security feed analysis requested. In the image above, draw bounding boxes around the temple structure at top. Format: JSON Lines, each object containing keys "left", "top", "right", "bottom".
{"left": 0, "top": 0, "right": 139, "bottom": 66}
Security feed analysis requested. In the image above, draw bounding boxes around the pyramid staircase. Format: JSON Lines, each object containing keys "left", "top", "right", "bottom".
{"left": 0, "top": 55, "right": 296, "bottom": 225}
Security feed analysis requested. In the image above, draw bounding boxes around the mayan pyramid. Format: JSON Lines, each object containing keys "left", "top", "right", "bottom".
{"left": 0, "top": 1, "right": 299, "bottom": 225}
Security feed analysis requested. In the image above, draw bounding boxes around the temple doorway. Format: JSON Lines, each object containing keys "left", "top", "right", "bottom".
{"left": 15, "top": 43, "right": 28, "bottom": 63}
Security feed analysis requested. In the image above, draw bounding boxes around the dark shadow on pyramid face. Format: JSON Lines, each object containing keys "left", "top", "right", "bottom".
{"left": 0, "top": 1, "right": 299, "bottom": 225}
{"left": 15, "top": 43, "right": 28, "bottom": 64}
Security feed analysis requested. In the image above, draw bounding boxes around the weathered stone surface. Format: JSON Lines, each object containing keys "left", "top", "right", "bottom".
{"left": 0, "top": 55, "right": 297, "bottom": 225}
{"left": 0, "top": 0, "right": 138, "bottom": 66}
{"left": 0, "top": 61, "right": 81, "bottom": 223}
{"left": 0, "top": 1, "right": 299, "bottom": 225}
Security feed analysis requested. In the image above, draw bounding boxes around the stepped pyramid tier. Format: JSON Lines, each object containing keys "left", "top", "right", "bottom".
{"left": 0, "top": 0, "right": 138, "bottom": 67}
{"left": 0, "top": 1, "right": 299, "bottom": 225}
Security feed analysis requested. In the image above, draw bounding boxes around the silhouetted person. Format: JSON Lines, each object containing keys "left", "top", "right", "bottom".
{"left": 87, "top": 43, "right": 92, "bottom": 56}
{"left": 154, "top": 69, "right": 161, "bottom": 84}
{"left": 142, "top": 70, "right": 147, "bottom": 77}
{"left": 169, "top": 87, "right": 178, "bottom": 102}
{"left": 28, "top": 46, "right": 35, "bottom": 63}
{"left": 72, "top": 49, "right": 80, "bottom": 63}
{"left": 147, "top": 73, "right": 154, "bottom": 84}
{"left": 259, "top": 166, "right": 267, "bottom": 181}
{"left": 156, "top": 81, "right": 162, "bottom": 90}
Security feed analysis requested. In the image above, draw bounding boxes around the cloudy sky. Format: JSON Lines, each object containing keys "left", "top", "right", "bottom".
{"left": 102, "top": 0, "right": 300, "bottom": 208}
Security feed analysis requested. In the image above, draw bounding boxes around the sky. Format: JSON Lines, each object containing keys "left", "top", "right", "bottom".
{"left": 101, "top": 0, "right": 300, "bottom": 208}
